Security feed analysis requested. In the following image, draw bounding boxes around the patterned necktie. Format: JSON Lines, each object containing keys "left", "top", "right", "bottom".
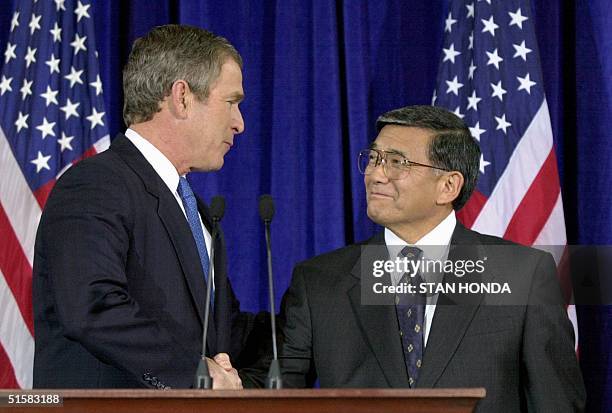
{"left": 395, "top": 246, "right": 425, "bottom": 387}
{"left": 177, "top": 177, "right": 210, "bottom": 284}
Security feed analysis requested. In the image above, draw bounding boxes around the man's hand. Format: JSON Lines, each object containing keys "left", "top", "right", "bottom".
{"left": 207, "top": 353, "right": 242, "bottom": 389}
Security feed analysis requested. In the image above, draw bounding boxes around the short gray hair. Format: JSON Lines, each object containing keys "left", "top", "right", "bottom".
{"left": 376, "top": 105, "right": 481, "bottom": 211}
{"left": 122, "top": 24, "right": 242, "bottom": 126}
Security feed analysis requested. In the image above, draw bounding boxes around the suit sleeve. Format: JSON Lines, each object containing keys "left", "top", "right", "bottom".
{"left": 521, "top": 252, "right": 586, "bottom": 412}
{"left": 278, "top": 264, "right": 317, "bottom": 388}
{"left": 37, "top": 162, "right": 199, "bottom": 388}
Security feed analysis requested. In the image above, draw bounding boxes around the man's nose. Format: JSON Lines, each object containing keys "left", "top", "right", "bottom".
{"left": 232, "top": 105, "right": 245, "bottom": 134}
{"left": 369, "top": 159, "right": 389, "bottom": 183}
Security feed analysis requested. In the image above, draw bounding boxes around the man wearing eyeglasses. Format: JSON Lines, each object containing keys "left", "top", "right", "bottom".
{"left": 278, "top": 105, "right": 585, "bottom": 411}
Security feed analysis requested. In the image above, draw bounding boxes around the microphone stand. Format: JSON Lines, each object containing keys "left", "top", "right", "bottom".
{"left": 263, "top": 218, "right": 282, "bottom": 389}
{"left": 194, "top": 216, "right": 220, "bottom": 389}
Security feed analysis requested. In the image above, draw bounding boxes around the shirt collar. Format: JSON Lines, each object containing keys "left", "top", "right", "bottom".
{"left": 124, "top": 128, "right": 181, "bottom": 194}
{"left": 384, "top": 211, "right": 456, "bottom": 260}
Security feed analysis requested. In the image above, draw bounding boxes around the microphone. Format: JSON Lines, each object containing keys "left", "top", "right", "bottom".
{"left": 194, "top": 196, "right": 225, "bottom": 389}
{"left": 209, "top": 196, "right": 226, "bottom": 223}
{"left": 258, "top": 194, "right": 274, "bottom": 222}
{"left": 258, "top": 194, "right": 282, "bottom": 389}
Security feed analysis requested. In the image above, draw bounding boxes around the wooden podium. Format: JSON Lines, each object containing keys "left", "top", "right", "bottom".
{"left": 1, "top": 388, "right": 485, "bottom": 413}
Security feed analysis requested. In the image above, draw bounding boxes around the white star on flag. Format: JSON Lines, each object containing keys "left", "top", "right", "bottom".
{"left": 10, "top": 12, "right": 19, "bottom": 32}
{"left": 30, "top": 150, "right": 51, "bottom": 173}
{"left": 467, "top": 90, "right": 481, "bottom": 111}
{"left": 74, "top": 1, "right": 91, "bottom": 22}
{"left": 54, "top": 0, "right": 66, "bottom": 11}
{"left": 20, "top": 78, "right": 33, "bottom": 99}
{"left": 486, "top": 48, "right": 503, "bottom": 69}
{"left": 0, "top": 76, "right": 12, "bottom": 96}
{"left": 70, "top": 33, "right": 87, "bottom": 55}
{"left": 479, "top": 154, "right": 491, "bottom": 174}
{"left": 40, "top": 86, "right": 59, "bottom": 106}
{"left": 60, "top": 98, "right": 80, "bottom": 119}
{"left": 490, "top": 80, "right": 507, "bottom": 101}
{"left": 28, "top": 14, "right": 41, "bottom": 35}
{"left": 65, "top": 67, "right": 84, "bottom": 88}
{"left": 4, "top": 43, "right": 17, "bottom": 64}
{"left": 495, "top": 114, "right": 512, "bottom": 134}
{"left": 445, "top": 12, "right": 457, "bottom": 32}
{"left": 50, "top": 22, "right": 62, "bottom": 42}
{"left": 469, "top": 121, "right": 486, "bottom": 141}
{"left": 14, "top": 111, "right": 28, "bottom": 132}
{"left": 36, "top": 117, "right": 56, "bottom": 139}
{"left": 481, "top": 15, "right": 499, "bottom": 36}
{"left": 443, "top": 43, "right": 461, "bottom": 64}
{"left": 517, "top": 73, "right": 537, "bottom": 94}
{"left": 24, "top": 46, "right": 37, "bottom": 68}
{"left": 86, "top": 108, "right": 105, "bottom": 129}
{"left": 446, "top": 75, "right": 464, "bottom": 95}
{"left": 468, "top": 60, "right": 477, "bottom": 79}
{"left": 45, "top": 54, "right": 61, "bottom": 74}
{"left": 513, "top": 40, "right": 532, "bottom": 61}
{"left": 508, "top": 8, "right": 528, "bottom": 29}
{"left": 57, "top": 132, "right": 74, "bottom": 152}
{"left": 466, "top": 3, "right": 475, "bottom": 19}
{"left": 90, "top": 75, "right": 103, "bottom": 96}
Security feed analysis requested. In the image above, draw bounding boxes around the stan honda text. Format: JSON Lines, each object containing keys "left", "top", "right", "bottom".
{"left": 373, "top": 282, "right": 512, "bottom": 295}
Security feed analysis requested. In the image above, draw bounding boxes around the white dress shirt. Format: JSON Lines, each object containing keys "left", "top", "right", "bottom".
{"left": 124, "top": 128, "right": 213, "bottom": 261}
{"left": 384, "top": 211, "right": 457, "bottom": 346}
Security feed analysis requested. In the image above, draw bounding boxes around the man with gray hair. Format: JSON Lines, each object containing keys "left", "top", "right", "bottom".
{"left": 278, "top": 105, "right": 585, "bottom": 411}
{"left": 33, "top": 25, "right": 252, "bottom": 389}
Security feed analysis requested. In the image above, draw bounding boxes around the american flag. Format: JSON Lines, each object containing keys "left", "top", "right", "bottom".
{"left": 433, "top": 0, "right": 577, "bottom": 340}
{"left": 0, "top": 0, "right": 109, "bottom": 388}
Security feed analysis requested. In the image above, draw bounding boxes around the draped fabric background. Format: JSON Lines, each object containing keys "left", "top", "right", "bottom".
{"left": 1, "top": 0, "right": 610, "bottom": 409}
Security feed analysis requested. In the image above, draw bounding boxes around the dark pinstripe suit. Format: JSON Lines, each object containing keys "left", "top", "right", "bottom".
{"left": 279, "top": 224, "right": 585, "bottom": 412}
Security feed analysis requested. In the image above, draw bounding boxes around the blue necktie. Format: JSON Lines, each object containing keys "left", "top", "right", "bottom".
{"left": 177, "top": 177, "right": 210, "bottom": 284}
{"left": 395, "top": 246, "right": 425, "bottom": 387}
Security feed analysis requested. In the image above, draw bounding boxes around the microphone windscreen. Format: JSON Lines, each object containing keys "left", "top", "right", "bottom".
{"left": 209, "top": 196, "right": 226, "bottom": 221}
{"left": 258, "top": 194, "right": 275, "bottom": 222}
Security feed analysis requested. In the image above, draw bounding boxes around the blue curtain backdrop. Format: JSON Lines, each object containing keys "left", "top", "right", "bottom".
{"left": 1, "top": 0, "right": 610, "bottom": 409}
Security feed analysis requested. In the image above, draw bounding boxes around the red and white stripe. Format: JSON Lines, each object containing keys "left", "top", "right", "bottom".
{"left": 0, "top": 127, "right": 109, "bottom": 388}
{"left": 458, "top": 99, "right": 578, "bottom": 350}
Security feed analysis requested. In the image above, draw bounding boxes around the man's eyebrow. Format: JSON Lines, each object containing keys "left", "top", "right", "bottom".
{"left": 385, "top": 148, "right": 407, "bottom": 157}
{"left": 370, "top": 143, "right": 407, "bottom": 157}
{"left": 227, "top": 92, "right": 245, "bottom": 102}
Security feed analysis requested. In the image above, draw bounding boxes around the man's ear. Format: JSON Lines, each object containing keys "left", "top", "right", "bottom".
{"left": 436, "top": 171, "right": 464, "bottom": 207}
{"left": 167, "top": 80, "right": 190, "bottom": 119}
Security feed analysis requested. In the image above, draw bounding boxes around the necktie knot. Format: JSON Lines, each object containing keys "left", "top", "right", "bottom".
{"left": 178, "top": 177, "right": 195, "bottom": 201}
{"left": 400, "top": 246, "right": 422, "bottom": 261}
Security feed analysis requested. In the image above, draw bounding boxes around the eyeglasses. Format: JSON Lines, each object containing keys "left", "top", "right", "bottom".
{"left": 357, "top": 148, "right": 449, "bottom": 180}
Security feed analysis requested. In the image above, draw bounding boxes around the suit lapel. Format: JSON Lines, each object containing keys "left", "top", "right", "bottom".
{"left": 157, "top": 197, "right": 208, "bottom": 327}
{"left": 346, "top": 232, "right": 410, "bottom": 388}
{"left": 110, "top": 135, "right": 207, "bottom": 327}
{"left": 417, "top": 223, "right": 486, "bottom": 387}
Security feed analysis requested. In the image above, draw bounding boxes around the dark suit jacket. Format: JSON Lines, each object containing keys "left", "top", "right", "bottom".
{"left": 33, "top": 134, "right": 257, "bottom": 388}
{"left": 279, "top": 223, "right": 586, "bottom": 412}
